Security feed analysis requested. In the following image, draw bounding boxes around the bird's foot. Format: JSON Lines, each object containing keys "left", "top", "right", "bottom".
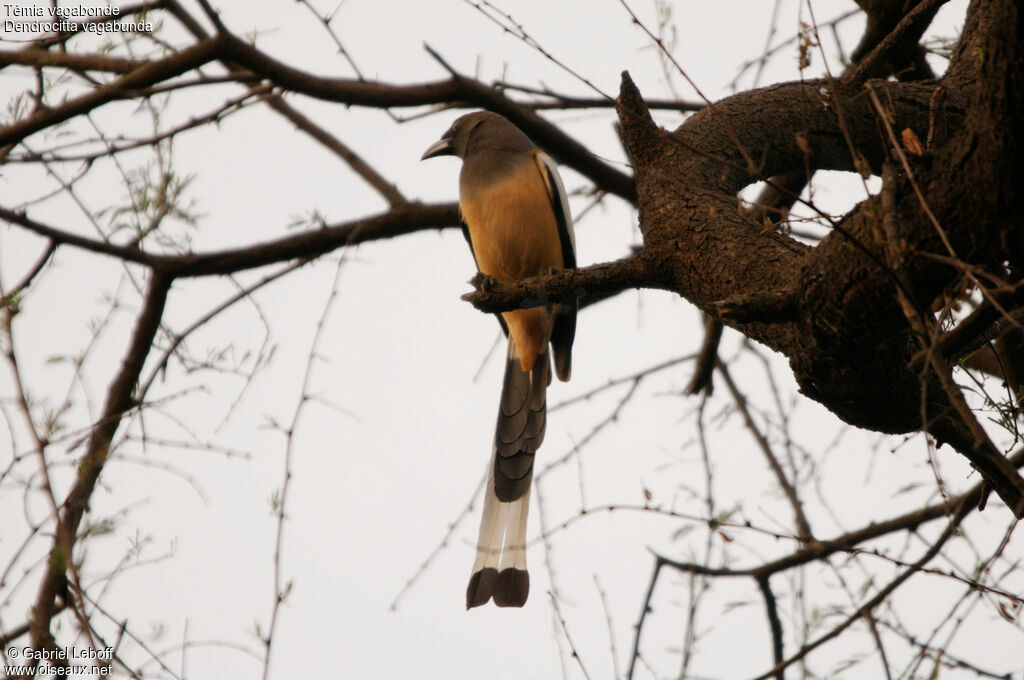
{"left": 470, "top": 272, "right": 500, "bottom": 291}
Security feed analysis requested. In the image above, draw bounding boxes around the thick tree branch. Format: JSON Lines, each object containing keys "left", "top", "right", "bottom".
{"left": 689, "top": 0, "right": 945, "bottom": 394}
{"left": 844, "top": 0, "right": 949, "bottom": 84}
{"left": 913, "top": 282, "right": 1024, "bottom": 370}
{"left": 612, "top": 0, "right": 1024, "bottom": 511}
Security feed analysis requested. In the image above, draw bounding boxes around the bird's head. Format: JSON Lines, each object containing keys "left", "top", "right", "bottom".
{"left": 421, "top": 111, "right": 525, "bottom": 161}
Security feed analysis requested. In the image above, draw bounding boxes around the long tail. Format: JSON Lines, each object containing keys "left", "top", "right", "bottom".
{"left": 466, "top": 339, "right": 550, "bottom": 608}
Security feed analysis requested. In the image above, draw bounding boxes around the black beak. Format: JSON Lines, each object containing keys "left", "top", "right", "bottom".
{"left": 421, "top": 137, "right": 455, "bottom": 160}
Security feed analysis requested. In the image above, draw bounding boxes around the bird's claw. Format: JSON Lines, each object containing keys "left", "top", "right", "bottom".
{"left": 470, "top": 272, "right": 500, "bottom": 291}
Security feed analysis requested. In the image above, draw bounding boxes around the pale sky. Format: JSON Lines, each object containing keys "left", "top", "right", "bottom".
{"left": 4, "top": 1, "right": 1020, "bottom": 679}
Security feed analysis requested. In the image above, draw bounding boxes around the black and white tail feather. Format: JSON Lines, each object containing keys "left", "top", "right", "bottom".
{"left": 466, "top": 340, "right": 550, "bottom": 608}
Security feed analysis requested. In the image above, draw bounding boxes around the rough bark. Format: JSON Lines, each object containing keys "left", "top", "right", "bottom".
{"left": 615, "top": 0, "right": 1024, "bottom": 514}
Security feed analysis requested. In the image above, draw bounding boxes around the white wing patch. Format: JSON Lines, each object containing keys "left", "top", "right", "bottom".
{"left": 534, "top": 151, "right": 576, "bottom": 267}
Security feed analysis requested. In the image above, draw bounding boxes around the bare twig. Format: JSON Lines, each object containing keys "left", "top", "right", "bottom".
{"left": 747, "top": 496, "right": 972, "bottom": 680}
{"left": 717, "top": 360, "right": 814, "bottom": 542}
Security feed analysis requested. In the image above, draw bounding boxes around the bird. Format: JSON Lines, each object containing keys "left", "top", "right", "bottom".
{"left": 422, "top": 111, "right": 577, "bottom": 608}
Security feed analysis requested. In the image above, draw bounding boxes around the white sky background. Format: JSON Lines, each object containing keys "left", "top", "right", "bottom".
{"left": 3, "top": 0, "right": 1022, "bottom": 679}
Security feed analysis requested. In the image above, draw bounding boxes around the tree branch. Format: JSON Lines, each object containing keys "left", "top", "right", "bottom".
{"left": 30, "top": 272, "right": 171, "bottom": 657}
{"left": 461, "top": 253, "right": 665, "bottom": 314}
{"left": 1, "top": 203, "right": 462, "bottom": 277}
{"left": 0, "top": 36, "right": 225, "bottom": 148}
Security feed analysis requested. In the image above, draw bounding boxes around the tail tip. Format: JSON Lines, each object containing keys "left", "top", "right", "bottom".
{"left": 466, "top": 567, "right": 529, "bottom": 608}
{"left": 494, "top": 568, "right": 529, "bottom": 607}
{"left": 467, "top": 567, "right": 498, "bottom": 609}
